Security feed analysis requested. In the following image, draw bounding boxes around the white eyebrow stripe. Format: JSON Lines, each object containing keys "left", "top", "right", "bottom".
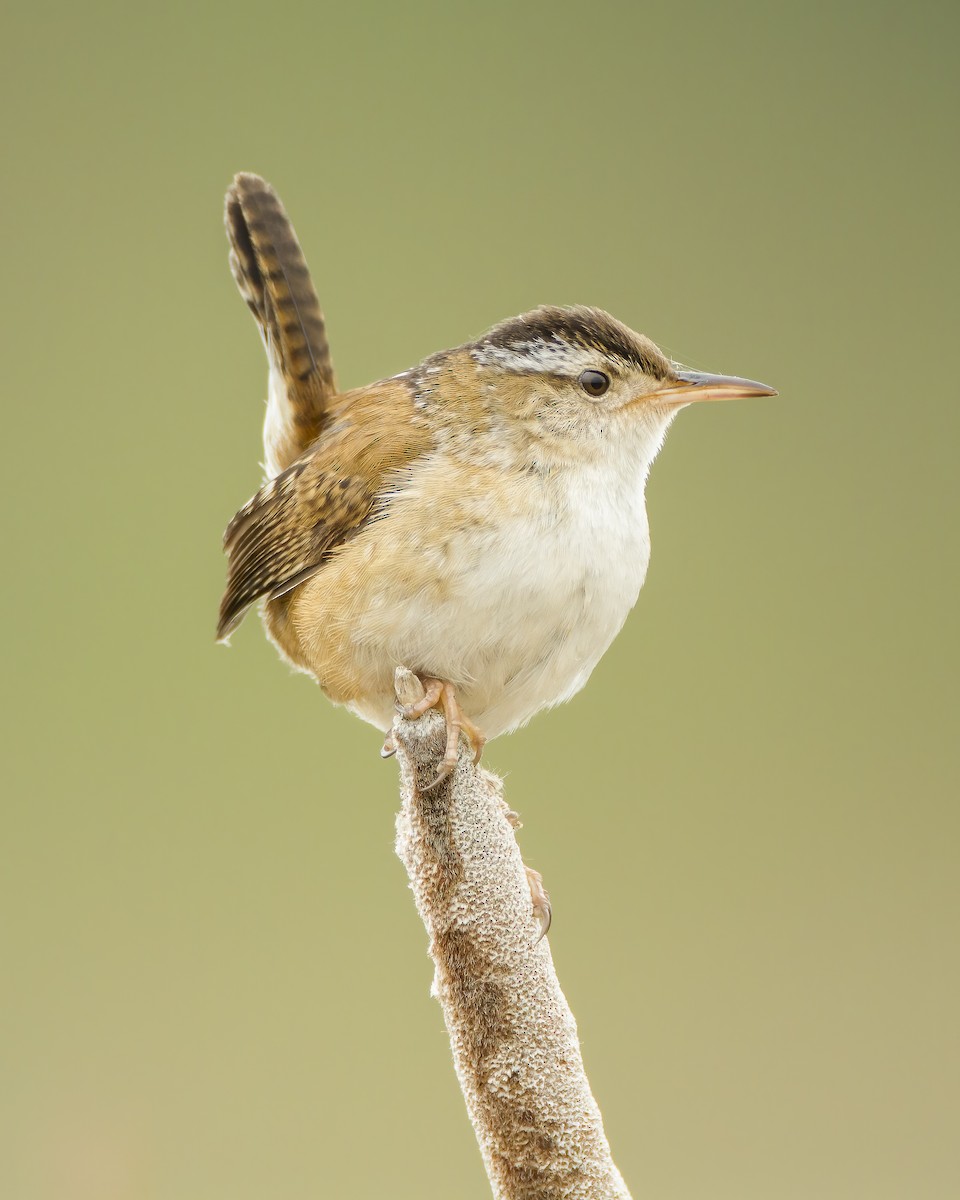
{"left": 470, "top": 338, "right": 599, "bottom": 375}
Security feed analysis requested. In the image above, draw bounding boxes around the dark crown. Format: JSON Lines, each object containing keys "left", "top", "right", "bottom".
{"left": 475, "top": 305, "right": 670, "bottom": 379}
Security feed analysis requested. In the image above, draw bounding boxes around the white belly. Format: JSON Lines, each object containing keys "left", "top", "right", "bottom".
{"left": 341, "top": 456, "right": 652, "bottom": 738}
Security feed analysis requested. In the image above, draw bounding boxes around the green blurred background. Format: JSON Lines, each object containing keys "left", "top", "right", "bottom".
{"left": 3, "top": 1, "right": 958, "bottom": 1196}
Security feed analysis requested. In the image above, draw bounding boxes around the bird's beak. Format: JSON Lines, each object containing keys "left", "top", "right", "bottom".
{"left": 647, "top": 368, "right": 778, "bottom": 406}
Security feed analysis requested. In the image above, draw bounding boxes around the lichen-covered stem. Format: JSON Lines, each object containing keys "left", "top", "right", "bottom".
{"left": 393, "top": 668, "right": 631, "bottom": 1200}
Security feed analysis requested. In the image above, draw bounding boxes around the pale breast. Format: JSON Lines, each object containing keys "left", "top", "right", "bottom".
{"left": 289, "top": 450, "right": 652, "bottom": 738}
{"left": 440, "top": 457, "right": 651, "bottom": 736}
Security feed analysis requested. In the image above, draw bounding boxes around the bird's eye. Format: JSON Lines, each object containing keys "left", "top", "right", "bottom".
{"left": 578, "top": 369, "right": 610, "bottom": 398}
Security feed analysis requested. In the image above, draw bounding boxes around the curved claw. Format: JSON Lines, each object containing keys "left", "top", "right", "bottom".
{"left": 420, "top": 760, "right": 457, "bottom": 792}
{"left": 526, "top": 866, "right": 552, "bottom": 943}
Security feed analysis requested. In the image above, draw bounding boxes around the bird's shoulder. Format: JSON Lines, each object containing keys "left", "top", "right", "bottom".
{"left": 217, "top": 377, "right": 431, "bottom": 640}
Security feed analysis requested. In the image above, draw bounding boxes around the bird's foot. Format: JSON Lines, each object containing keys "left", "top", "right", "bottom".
{"left": 399, "top": 677, "right": 486, "bottom": 788}
{"left": 525, "top": 865, "right": 552, "bottom": 942}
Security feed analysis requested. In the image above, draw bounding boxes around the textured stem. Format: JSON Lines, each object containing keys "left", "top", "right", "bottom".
{"left": 393, "top": 668, "right": 631, "bottom": 1200}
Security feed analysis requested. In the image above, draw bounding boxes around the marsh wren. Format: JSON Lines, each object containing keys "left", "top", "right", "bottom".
{"left": 217, "top": 173, "right": 776, "bottom": 783}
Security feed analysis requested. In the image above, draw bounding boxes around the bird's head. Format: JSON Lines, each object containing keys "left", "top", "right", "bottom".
{"left": 462, "top": 305, "right": 776, "bottom": 471}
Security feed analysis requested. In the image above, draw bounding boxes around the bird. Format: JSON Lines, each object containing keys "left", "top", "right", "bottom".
{"left": 217, "top": 173, "right": 776, "bottom": 791}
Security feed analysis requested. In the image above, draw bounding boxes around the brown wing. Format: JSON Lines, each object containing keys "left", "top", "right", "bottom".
{"left": 225, "top": 173, "right": 336, "bottom": 472}
{"left": 216, "top": 384, "right": 429, "bottom": 642}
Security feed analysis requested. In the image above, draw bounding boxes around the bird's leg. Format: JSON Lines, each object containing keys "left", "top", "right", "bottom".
{"left": 525, "top": 865, "right": 552, "bottom": 942}
{"left": 399, "top": 677, "right": 486, "bottom": 787}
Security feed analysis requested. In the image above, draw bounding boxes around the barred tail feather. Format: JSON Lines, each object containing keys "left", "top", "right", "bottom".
{"left": 225, "top": 173, "right": 336, "bottom": 474}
